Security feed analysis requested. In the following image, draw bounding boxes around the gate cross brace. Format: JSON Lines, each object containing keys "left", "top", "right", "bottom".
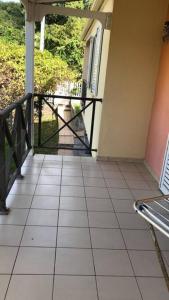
{"left": 41, "top": 97, "right": 91, "bottom": 150}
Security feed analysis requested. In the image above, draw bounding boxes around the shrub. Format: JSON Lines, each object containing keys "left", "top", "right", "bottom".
{"left": 0, "top": 39, "right": 77, "bottom": 109}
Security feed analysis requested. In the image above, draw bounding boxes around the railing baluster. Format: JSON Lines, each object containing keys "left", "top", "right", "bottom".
{"left": 16, "top": 106, "right": 23, "bottom": 178}
{"left": 27, "top": 94, "right": 32, "bottom": 146}
{"left": 38, "top": 97, "right": 42, "bottom": 147}
{"left": 90, "top": 101, "right": 96, "bottom": 153}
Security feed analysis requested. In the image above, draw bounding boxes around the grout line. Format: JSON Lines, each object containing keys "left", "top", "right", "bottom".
{"left": 0, "top": 273, "right": 166, "bottom": 278}
{"left": 0, "top": 224, "right": 151, "bottom": 230}
{"left": 0, "top": 245, "right": 160, "bottom": 251}
{"left": 52, "top": 155, "right": 63, "bottom": 300}
{"left": 81, "top": 162, "right": 100, "bottom": 300}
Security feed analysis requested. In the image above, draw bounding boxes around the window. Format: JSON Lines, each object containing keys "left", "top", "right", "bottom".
{"left": 87, "top": 27, "right": 103, "bottom": 96}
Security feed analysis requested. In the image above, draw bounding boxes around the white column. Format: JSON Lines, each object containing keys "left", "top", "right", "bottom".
{"left": 25, "top": 20, "right": 35, "bottom": 93}
{"left": 40, "top": 16, "right": 45, "bottom": 51}
{"left": 25, "top": 20, "right": 35, "bottom": 148}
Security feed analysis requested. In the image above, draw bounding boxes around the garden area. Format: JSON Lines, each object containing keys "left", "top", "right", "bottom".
{"left": 0, "top": 0, "right": 93, "bottom": 153}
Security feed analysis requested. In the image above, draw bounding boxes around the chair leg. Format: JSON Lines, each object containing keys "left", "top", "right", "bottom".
{"left": 150, "top": 224, "right": 169, "bottom": 292}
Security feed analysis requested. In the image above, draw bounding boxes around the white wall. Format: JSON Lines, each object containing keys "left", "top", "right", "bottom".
{"left": 98, "top": 0, "right": 169, "bottom": 159}
{"left": 82, "top": 0, "right": 113, "bottom": 156}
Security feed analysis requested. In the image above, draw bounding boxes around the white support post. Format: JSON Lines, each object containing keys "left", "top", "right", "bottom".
{"left": 25, "top": 20, "right": 35, "bottom": 148}
{"left": 40, "top": 16, "right": 45, "bottom": 51}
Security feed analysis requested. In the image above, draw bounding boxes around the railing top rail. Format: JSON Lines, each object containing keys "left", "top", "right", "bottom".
{"left": 0, "top": 93, "right": 32, "bottom": 119}
{"left": 34, "top": 93, "right": 102, "bottom": 103}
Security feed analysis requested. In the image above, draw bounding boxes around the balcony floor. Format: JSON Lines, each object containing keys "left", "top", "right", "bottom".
{"left": 0, "top": 154, "right": 169, "bottom": 300}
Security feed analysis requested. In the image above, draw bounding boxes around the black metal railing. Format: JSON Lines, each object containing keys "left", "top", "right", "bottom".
{"left": 34, "top": 93, "right": 102, "bottom": 154}
{"left": 0, "top": 93, "right": 32, "bottom": 214}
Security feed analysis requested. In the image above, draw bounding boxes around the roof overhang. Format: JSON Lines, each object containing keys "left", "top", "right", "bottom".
{"left": 21, "top": 0, "right": 112, "bottom": 29}
{"left": 81, "top": 0, "right": 109, "bottom": 40}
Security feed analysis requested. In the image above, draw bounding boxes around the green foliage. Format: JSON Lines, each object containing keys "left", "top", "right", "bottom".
{"left": 83, "top": 0, "right": 94, "bottom": 9}
{"left": 73, "top": 103, "right": 81, "bottom": 114}
{"left": 0, "top": 40, "right": 77, "bottom": 109}
{"left": 45, "top": 16, "right": 84, "bottom": 74}
{"left": 0, "top": 2, "right": 24, "bottom": 44}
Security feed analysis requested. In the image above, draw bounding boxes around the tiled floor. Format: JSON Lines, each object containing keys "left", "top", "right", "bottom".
{"left": 0, "top": 154, "right": 169, "bottom": 300}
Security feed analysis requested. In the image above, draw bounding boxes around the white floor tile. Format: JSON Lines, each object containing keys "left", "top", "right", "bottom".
{"left": 102, "top": 171, "right": 123, "bottom": 180}
{"left": 61, "top": 176, "right": 83, "bottom": 186}
{"left": 88, "top": 212, "right": 118, "bottom": 228}
{"left": 129, "top": 250, "right": 163, "bottom": 276}
{"left": 35, "top": 185, "right": 60, "bottom": 196}
{"left": 0, "top": 247, "right": 18, "bottom": 274}
{"left": 86, "top": 198, "right": 113, "bottom": 212}
{"left": 23, "top": 161, "right": 43, "bottom": 168}
{"left": 63, "top": 156, "right": 80, "bottom": 162}
{"left": 84, "top": 177, "right": 106, "bottom": 187}
{"left": 83, "top": 170, "right": 103, "bottom": 178}
{"left": 61, "top": 186, "right": 85, "bottom": 197}
{"left": 62, "top": 169, "right": 82, "bottom": 177}
{"left": 97, "top": 276, "right": 142, "bottom": 300}
{"left": 21, "top": 226, "right": 57, "bottom": 247}
{"left": 93, "top": 249, "right": 134, "bottom": 276}
{"left": 44, "top": 155, "right": 62, "bottom": 161}
{"left": 99, "top": 164, "right": 119, "bottom": 172}
{"left": 6, "top": 195, "right": 32, "bottom": 209}
{"left": 14, "top": 247, "right": 55, "bottom": 274}
{"left": 60, "top": 197, "right": 86, "bottom": 210}
{"left": 42, "top": 161, "right": 62, "bottom": 168}
{"left": 116, "top": 213, "right": 148, "bottom": 229}
{"left": 59, "top": 211, "right": 88, "bottom": 227}
{"left": 111, "top": 199, "right": 134, "bottom": 213}
{"left": 55, "top": 248, "right": 94, "bottom": 275}
{"left": 85, "top": 187, "right": 109, "bottom": 198}
{"left": 53, "top": 276, "right": 97, "bottom": 300}
{"left": 57, "top": 227, "right": 91, "bottom": 248}
{"left": 91, "top": 228, "right": 125, "bottom": 249}
{"left": 0, "top": 275, "right": 10, "bottom": 300}
{"left": 0, "top": 225, "right": 24, "bottom": 246}
{"left": 122, "top": 172, "right": 143, "bottom": 181}
{"left": 0, "top": 209, "right": 29, "bottom": 225}
{"left": 27, "top": 209, "right": 58, "bottom": 226}
{"left": 21, "top": 166, "right": 42, "bottom": 175}
{"left": 62, "top": 163, "right": 81, "bottom": 170}
{"left": 108, "top": 188, "right": 133, "bottom": 200}
{"left": 131, "top": 189, "right": 161, "bottom": 200}
{"left": 118, "top": 163, "right": 138, "bottom": 172}
{"left": 6, "top": 275, "right": 53, "bottom": 300}
{"left": 125, "top": 179, "right": 151, "bottom": 190}
{"left": 41, "top": 168, "right": 61, "bottom": 176}
{"left": 10, "top": 183, "right": 36, "bottom": 196}
{"left": 38, "top": 176, "right": 61, "bottom": 185}
{"left": 105, "top": 178, "right": 127, "bottom": 188}
{"left": 122, "top": 229, "right": 155, "bottom": 250}
{"left": 16, "top": 175, "right": 39, "bottom": 184}
{"left": 156, "top": 231, "right": 169, "bottom": 250}
{"left": 31, "top": 196, "right": 59, "bottom": 209}
{"left": 137, "top": 277, "right": 169, "bottom": 300}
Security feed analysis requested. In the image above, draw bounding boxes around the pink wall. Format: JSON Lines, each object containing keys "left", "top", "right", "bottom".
{"left": 145, "top": 33, "right": 169, "bottom": 179}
